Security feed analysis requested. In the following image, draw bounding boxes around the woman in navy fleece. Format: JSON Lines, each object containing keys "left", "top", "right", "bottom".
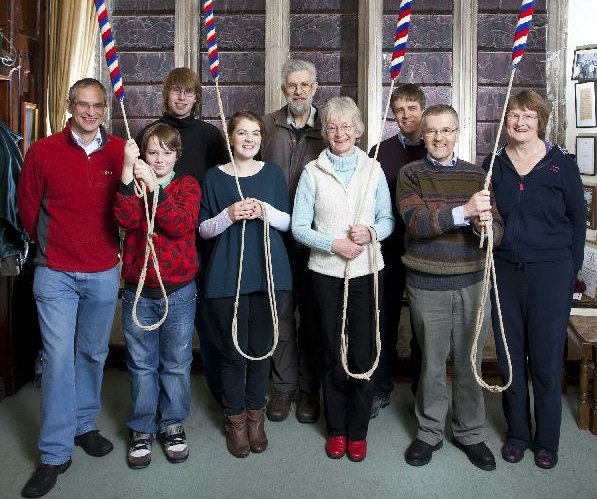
{"left": 484, "top": 90, "right": 585, "bottom": 469}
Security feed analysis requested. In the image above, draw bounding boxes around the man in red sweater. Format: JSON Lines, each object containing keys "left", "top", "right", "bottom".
{"left": 17, "top": 78, "right": 124, "bottom": 498}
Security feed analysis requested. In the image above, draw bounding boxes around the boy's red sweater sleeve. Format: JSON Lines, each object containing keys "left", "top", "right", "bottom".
{"left": 154, "top": 176, "right": 201, "bottom": 237}
{"left": 114, "top": 183, "right": 144, "bottom": 229}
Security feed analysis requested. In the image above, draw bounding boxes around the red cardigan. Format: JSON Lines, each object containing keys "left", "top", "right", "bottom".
{"left": 17, "top": 124, "right": 124, "bottom": 272}
{"left": 113, "top": 174, "right": 201, "bottom": 289}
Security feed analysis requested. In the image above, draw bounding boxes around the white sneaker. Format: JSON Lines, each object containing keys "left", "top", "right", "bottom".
{"left": 160, "top": 424, "right": 189, "bottom": 463}
{"left": 127, "top": 432, "right": 152, "bottom": 469}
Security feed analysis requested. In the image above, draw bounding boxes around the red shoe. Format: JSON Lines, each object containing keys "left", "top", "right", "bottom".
{"left": 325, "top": 436, "right": 347, "bottom": 459}
{"left": 347, "top": 439, "right": 367, "bottom": 462}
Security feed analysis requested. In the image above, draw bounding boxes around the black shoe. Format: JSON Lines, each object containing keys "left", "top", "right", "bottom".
{"left": 22, "top": 459, "right": 71, "bottom": 498}
{"left": 296, "top": 390, "right": 320, "bottom": 423}
{"left": 501, "top": 442, "right": 525, "bottom": 463}
{"left": 266, "top": 391, "right": 293, "bottom": 422}
{"left": 534, "top": 449, "right": 558, "bottom": 469}
{"left": 369, "top": 394, "right": 391, "bottom": 419}
{"left": 405, "top": 439, "right": 443, "bottom": 466}
{"left": 74, "top": 430, "right": 113, "bottom": 457}
{"left": 455, "top": 441, "right": 496, "bottom": 471}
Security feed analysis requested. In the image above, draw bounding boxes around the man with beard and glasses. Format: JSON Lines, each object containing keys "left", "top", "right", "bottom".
{"left": 261, "top": 59, "right": 326, "bottom": 424}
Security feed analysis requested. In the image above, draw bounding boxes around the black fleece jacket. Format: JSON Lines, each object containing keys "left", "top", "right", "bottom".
{"left": 483, "top": 144, "right": 586, "bottom": 273}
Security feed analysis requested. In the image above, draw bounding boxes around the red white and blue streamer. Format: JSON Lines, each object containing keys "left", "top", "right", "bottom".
{"left": 93, "top": 0, "right": 125, "bottom": 100}
{"left": 202, "top": 0, "right": 220, "bottom": 80}
{"left": 512, "top": 0, "right": 535, "bottom": 68}
{"left": 390, "top": 0, "right": 412, "bottom": 80}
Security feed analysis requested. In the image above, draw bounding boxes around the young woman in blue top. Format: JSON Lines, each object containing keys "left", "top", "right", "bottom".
{"left": 199, "top": 111, "right": 293, "bottom": 458}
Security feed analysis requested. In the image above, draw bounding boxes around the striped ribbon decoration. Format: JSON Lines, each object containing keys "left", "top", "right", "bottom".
{"left": 202, "top": 0, "right": 221, "bottom": 80}
{"left": 389, "top": 0, "right": 412, "bottom": 80}
{"left": 93, "top": 0, "right": 125, "bottom": 100}
{"left": 512, "top": 0, "right": 535, "bottom": 68}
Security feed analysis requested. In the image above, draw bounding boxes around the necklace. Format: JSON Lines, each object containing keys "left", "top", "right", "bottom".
{"left": 507, "top": 140, "right": 545, "bottom": 175}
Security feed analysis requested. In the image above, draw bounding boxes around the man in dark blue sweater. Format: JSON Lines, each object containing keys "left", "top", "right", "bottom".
{"left": 368, "top": 84, "right": 426, "bottom": 418}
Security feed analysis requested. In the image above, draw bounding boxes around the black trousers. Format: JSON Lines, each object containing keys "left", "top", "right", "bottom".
{"left": 205, "top": 291, "right": 293, "bottom": 416}
{"left": 271, "top": 241, "right": 321, "bottom": 394}
{"left": 312, "top": 271, "right": 383, "bottom": 440}
{"left": 373, "top": 252, "right": 422, "bottom": 397}
{"left": 492, "top": 258, "right": 574, "bottom": 452}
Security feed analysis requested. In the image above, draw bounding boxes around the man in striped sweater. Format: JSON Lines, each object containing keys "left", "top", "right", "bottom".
{"left": 397, "top": 105, "right": 504, "bottom": 472}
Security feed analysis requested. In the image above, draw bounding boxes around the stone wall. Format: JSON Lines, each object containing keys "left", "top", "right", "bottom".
{"left": 110, "top": 0, "right": 176, "bottom": 139}
{"left": 381, "top": 0, "right": 453, "bottom": 139}
{"left": 199, "top": 0, "right": 266, "bottom": 128}
{"left": 476, "top": 0, "right": 548, "bottom": 164}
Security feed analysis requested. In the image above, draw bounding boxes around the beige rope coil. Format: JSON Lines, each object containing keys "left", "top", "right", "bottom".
{"left": 470, "top": 69, "right": 515, "bottom": 393}
{"left": 120, "top": 100, "right": 170, "bottom": 332}
{"left": 213, "top": 79, "right": 279, "bottom": 361}
{"left": 338, "top": 78, "right": 399, "bottom": 380}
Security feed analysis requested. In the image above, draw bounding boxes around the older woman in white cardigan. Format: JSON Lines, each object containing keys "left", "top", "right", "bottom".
{"left": 292, "top": 96, "right": 394, "bottom": 462}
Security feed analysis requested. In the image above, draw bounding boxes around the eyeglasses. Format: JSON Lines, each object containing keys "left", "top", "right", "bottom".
{"left": 169, "top": 87, "right": 196, "bottom": 98}
{"left": 423, "top": 128, "right": 458, "bottom": 138}
{"left": 285, "top": 82, "right": 313, "bottom": 93}
{"left": 506, "top": 112, "right": 538, "bottom": 122}
{"left": 72, "top": 101, "right": 106, "bottom": 112}
{"left": 325, "top": 124, "right": 355, "bottom": 135}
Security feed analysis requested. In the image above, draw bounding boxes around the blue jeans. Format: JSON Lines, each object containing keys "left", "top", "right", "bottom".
{"left": 122, "top": 281, "right": 196, "bottom": 435}
{"left": 33, "top": 265, "right": 120, "bottom": 465}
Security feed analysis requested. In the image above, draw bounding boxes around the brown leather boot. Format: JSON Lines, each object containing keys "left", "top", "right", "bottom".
{"left": 246, "top": 408, "right": 268, "bottom": 453}
{"left": 224, "top": 412, "right": 250, "bottom": 458}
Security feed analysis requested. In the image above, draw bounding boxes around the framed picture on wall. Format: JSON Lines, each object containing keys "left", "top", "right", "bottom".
{"left": 577, "top": 135, "right": 597, "bottom": 175}
{"left": 575, "top": 82, "right": 597, "bottom": 128}
{"left": 572, "top": 45, "right": 597, "bottom": 80}
{"left": 21, "top": 102, "right": 38, "bottom": 155}
{"left": 583, "top": 184, "right": 596, "bottom": 229}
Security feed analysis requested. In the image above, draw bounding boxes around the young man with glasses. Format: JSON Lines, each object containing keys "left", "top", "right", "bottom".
{"left": 137, "top": 68, "right": 229, "bottom": 408}
{"left": 18, "top": 78, "right": 125, "bottom": 498}
{"left": 137, "top": 67, "right": 229, "bottom": 185}
{"left": 367, "top": 84, "right": 427, "bottom": 418}
{"left": 261, "top": 59, "right": 326, "bottom": 423}
{"left": 397, "top": 104, "right": 504, "bottom": 472}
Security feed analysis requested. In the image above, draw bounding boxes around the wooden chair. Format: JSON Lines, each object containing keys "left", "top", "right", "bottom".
{"left": 567, "top": 316, "right": 597, "bottom": 434}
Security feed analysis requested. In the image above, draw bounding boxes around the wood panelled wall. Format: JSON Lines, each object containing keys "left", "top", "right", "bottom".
{"left": 0, "top": 0, "right": 46, "bottom": 141}
{"left": 0, "top": 0, "right": 45, "bottom": 397}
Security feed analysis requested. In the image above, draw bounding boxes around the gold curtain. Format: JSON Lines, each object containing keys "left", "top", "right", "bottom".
{"left": 47, "top": 0, "right": 98, "bottom": 135}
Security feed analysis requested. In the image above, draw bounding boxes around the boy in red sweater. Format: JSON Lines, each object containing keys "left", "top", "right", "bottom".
{"left": 114, "top": 123, "right": 201, "bottom": 469}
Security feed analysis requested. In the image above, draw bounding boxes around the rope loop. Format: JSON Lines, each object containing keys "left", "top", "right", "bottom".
{"left": 214, "top": 79, "right": 279, "bottom": 360}
{"left": 338, "top": 78, "right": 397, "bottom": 380}
{"left": 117, "top": 100, "right": 169, "bottom": 331}
{"left": 130, "top": 168, "right": 169, "bottom": 331}
{"left": 470, "top": 69, "right": 515, "bottom": 393}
